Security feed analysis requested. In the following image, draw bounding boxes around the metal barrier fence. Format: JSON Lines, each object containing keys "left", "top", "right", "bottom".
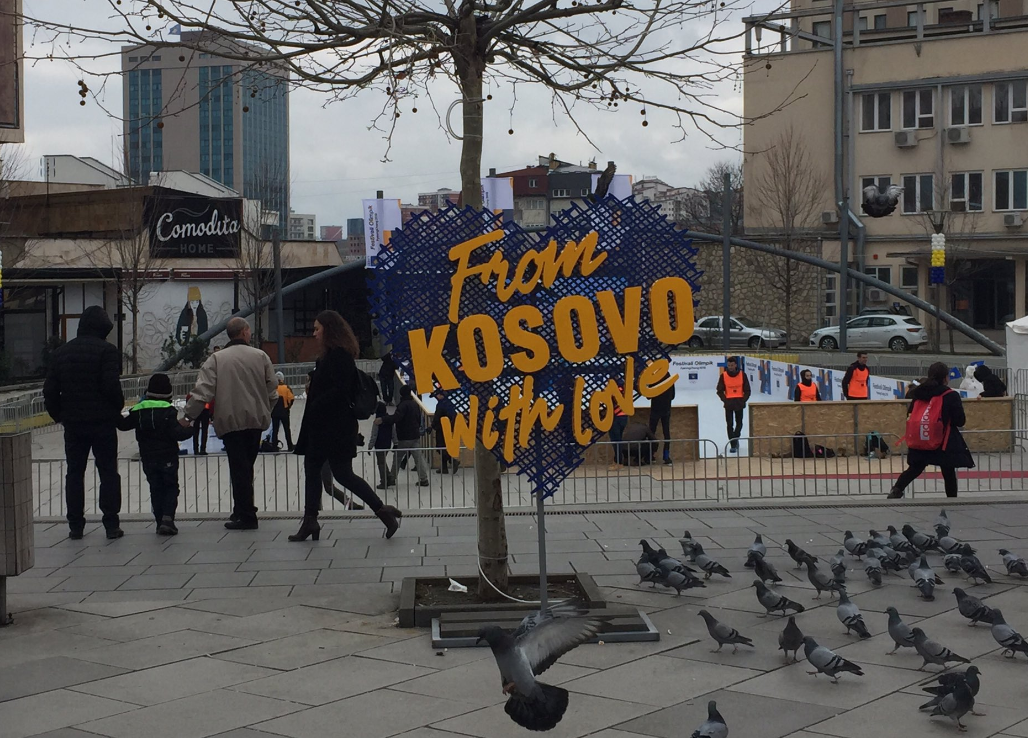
{"left": 30, "top": 430, "right": 1028, "bottom": 517}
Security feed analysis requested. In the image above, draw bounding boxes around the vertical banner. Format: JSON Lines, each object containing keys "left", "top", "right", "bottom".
{"left": 482, "top": 177, "right": 514, "bottom": 213}
{"left": 590, "top": 173, "right": 634, "bottom": 200}
{"left": 362, "top": 198, "right": 402, "bottom": 268}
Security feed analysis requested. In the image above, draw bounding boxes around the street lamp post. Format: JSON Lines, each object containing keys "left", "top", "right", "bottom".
{"left": 928, "top": 210, "right": 947, "bottom": 352}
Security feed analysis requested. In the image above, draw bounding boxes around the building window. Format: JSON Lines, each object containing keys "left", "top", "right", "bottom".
{"left": 907, "top": 9, "right": 920, "bottom": 26}
{"left": 128, "top": 56, "right": 138, "bottom": 62}
{"left": 528, "top": 178, "right": 537, "bottom": 187}
{"left": 812, "top": 20, "right": 831, "bottom": 39}
{"left": 902, "top": 89, "right": 934, "bottom": 129}
{"left": 865, "top": 266, "right": 892, "bottom": 284}
{"left": 994, "top": 80, "right": 1028, "bottom": 123}
{"left": 950, "top": 172, "right": 983, "bottom": 212}
{"left": 581, "top": 188, "right": 590, "bottom": 197}
{"left": 902, "top": 174, "right": 934, "bottom": 213}
{"left": 860, "top": 92, "right": 891, "bottom": 131}
{"left": 861, "top": 175, "right": 892, "bottom": 194}
{"left": 977, "top": 1, "right": 999, "bottom": 20}
{"left": 873, "top": 13, "right": 887, "bottom": 28}
{"left": 857, "top": 16, "right": 868, "bottom": 31}
{"left": 552, "top": 188, "right": 569, "bottom": 197}
{"left": 995, "top": 170, "right": 1028, "bottom": 211}
{"left": 949, "top": 85, "right": 983, "bottom": 126}
{"left": 901, "top": 266, "right": 919, "bottom": 297}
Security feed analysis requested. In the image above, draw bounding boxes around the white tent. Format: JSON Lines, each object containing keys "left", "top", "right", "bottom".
{"left": 1005, "top": 316, "right": 1028, "bottom": 391}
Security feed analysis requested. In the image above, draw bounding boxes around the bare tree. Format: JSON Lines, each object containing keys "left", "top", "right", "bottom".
{"left": 748, "top": 127, "right": 827, "bottom": 347}
{"left": 238, "top": 205, "right": 278, "bottom": 345}
{"left": 22, "top": 0, "right": 790, "bottom": 600}
{"left": 681, "top": 161, "right": 744, "bottom": 235}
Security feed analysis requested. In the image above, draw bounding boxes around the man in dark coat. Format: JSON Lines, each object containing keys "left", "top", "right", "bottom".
{"left": 43, "top": 306, "right": 125, "bottom": 539}
{"left": 379, "top": 353, "right": 398, "bottom": 405}
{"left": 648, "top": 375, "right": 675, "bottom": 466}
{"left": 391, "top": 386, "right": 430, "bottom": 486}
{"left": 431, "top": 388, "right": 461, "bottom": 474}
{"left": 973, "top": 365, "right": 1007, "bottom": 398}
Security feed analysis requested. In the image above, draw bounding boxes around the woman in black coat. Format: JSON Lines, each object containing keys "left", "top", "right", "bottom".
{"left": 888, "top": 362, "right": 974, "bottom": 499}
{"left": 290, "top": 310, "right": 402, "bottom": 541}
{"left": 973, "top": 364, "right": 1007, "bottom": 398}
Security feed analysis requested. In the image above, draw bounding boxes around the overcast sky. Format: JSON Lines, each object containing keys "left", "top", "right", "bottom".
{"left": 16, "top": 1, "right": 774, "bottom": 228}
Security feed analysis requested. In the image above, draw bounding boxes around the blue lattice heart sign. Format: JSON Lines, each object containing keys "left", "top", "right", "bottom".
{"left": 369, "top": 196, "right": 702, "bottom": 499}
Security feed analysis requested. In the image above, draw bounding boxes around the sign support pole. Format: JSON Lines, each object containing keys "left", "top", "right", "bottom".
{"left": 721, "top": 172, "right": 732, "bottom": 353}
{"left": 536, "top": 490, "right": 548, "bottom": 615}
{"left": 272, "top": 228, "right": 285, "bottom": 362}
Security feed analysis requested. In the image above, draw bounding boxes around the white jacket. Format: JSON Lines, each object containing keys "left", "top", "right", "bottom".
{"left": 184, "top": 341, "right": 278, "bottom": 434}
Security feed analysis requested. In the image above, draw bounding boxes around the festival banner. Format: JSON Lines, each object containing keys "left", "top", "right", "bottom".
{"left": 362, "top": 198, "right": 402, "bottom": 267}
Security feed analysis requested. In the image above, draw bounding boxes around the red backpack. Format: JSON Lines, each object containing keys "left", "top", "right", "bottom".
{"left": 905, "top": 389, "right": 953, "bottom": 450}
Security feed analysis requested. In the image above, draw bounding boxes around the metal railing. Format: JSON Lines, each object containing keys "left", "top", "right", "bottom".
{"left": 30, "top": 429, "right": 1028, "bottom": 517}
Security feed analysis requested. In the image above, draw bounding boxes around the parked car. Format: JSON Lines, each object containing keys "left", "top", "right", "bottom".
{"left": 809, "top": 315, "right": 928, "bottom": 352}
{"left": 859, "top": 305, "right": 912, "bottom": 317}
{"left": 687, "top": 316, "right": 787, "bottom": 349}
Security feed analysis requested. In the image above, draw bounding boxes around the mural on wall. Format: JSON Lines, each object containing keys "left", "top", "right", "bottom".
{"left": 130, "top": 281, "right": 235, "bottom": 371}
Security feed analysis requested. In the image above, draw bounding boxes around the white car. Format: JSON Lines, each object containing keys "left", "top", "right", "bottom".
{"left": 687, "top": 316, "right": 787, "bottom": 349}
{"left": 809, "top": 315, "right": 928, "bottom": 352}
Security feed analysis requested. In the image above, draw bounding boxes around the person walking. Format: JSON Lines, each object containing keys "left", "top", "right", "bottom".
{"left": 607, "top": 383, "right": 629, "bottom": 470}
{"left": 842, "top": 352, "right": 871, "bottom": 401}
{"left": 379, "top": 352, "right": 398, "bottom": 405}
{"left": 291, "top": 310, "right": 402, "bottom": 541}
{"left": 370, "top": 401, "right": 398, "bottom": 489}
{"left": 271, "top": 372, "right": 295, "bottom": 451}
{"left": 43, "top": 306, "right": 125, "bottom": 540}
{"left": 391, "top": 385, "right": 430, "bottom": 487}
{"left": 974, "top": 365, "right": 1007, "bottom": 398}
{"left": 117, "top": 373, "right": 193, "bottom": 535}
{"left": 303, "top": 371, "right": 363, "bottom": 511}
{"left": 793, "top": 369, "right": 822, "bottom": 402}
{"left": 182, "top": 317, "right": 278, "bottom": 530}
{"left": 431, "top": 388, "right": 461, "bottom": 474}
{"left": 189, "top": 395, "right": 211, "bottom": 455}
{"left": 648, "top": 376, "right": 675, "bottom": 466}
{"left": 888, "top": 361, "right": 974, "bottom": 499}
{"left": 716, "top": 356, "right": 751, "bottom": 453}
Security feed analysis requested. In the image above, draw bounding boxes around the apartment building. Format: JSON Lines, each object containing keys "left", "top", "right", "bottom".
{"left": 287, "top": 212, "right": 317, "bottom": 240}
{"left": 496, "top": 155, "right": 602, "bottom": 228}
{"left": 744, "top": 0, "right": 1028, "bottom": 332}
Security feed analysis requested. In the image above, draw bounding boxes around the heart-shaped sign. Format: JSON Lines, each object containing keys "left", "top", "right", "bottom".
{"left": 369, "top": 196, "right": 702, "bottom": 498}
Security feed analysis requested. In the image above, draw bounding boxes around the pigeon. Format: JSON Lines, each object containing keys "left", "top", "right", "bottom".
{"left": 697, "top": 609, "right": 754, "bottom": 653}
{"left": 953, "top": 587, "right": 995, "bottom": 626}
{"left": 658, "top": 570, "right": 706, "bottom": 596}
{"left": 836, "top": 589, "right": 871, "bottom": 639}
{"left": 869, "top": 529, "right": 891, "bottom": 547}
{"left": 745, "top": 534, "right": 767, "bottom": 567}
{"left": 478, "top": 608, "right": 604, "bottom": 731}
{"left": 938, "top": 531, "right": 975, "bottom": 556}
{"left": 691, "top": 699, "right": 728, "bottom": 738}
{"left": 861, "top": 183, "right": 903, "bottom": 218}
{"left": 639, "top": 540, "right": 664, "bottom": 566}
{"left": 785, "top": 539, "right": 816, "bottom": 569}
{"left": 886, "top": 606, "right": 916, "bottom": 654}
{"left": 936, "top": 508, "right": 951, "bottom": 537}
{"left": 679, "top": 531, "right": 698, "bottom": 560}
{"left": 843, "top": 530, "right": 867, "bottom": 558}
{"left": 912, "top": 627, "right": 971, "bottom": 670}
{"left": 864, "top": 555, "right": 883, "bottom": 586}
{"left": 990, "top": 608, "right": 1028, "bottom": 659}
{"left": 748, "top": 551, "right": 782, "bottom": 584}
{"left": 803, "top": 636, "right": 864, "bottom": 682}
{"left": 902, "top": 524, "right": 940, "bottom": 553}
{"left": 999, "top": 548, "right": 1028, "bottom": 577}
{"left": 888, "top": 525, "right": 917, "bottom": 554}
{"left": 944, "top": 554, "right": 964, "bottom": 573}
{"left": 656, "top": 553, "right": 696, "bottom": 578}
{"left": 804, "top": 559, "right": 844, "bottom": 599}
{"left": 868, "top": 543, "right": 911, "bottom": 572}
{"left": 637, "top": 560, "right": 663, "bottom": 588}
{"left": 927, "top": 679, "right": 975, "bottom": 731}
{"left": 693, "top": 544, "right": 732, "bottom": 579}
{"left": 829, "top": 549, "right": 847, "bottom": 581}
{"left": 920, "top": 666, "right": 983, "bottom": 717}
{"left": 753, "top": 580, "right": 805, "bottom": 617}
{"left": 959, "top": 554, "right": 992, "bottom": 584}
{"left": 910, "top": 555, "right": 942, "bottom": 601}
{"left": 779, "top": 615, "right": 804, "bottom": 663}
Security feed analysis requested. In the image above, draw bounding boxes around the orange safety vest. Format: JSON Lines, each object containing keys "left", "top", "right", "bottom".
{"left": 849, "top": 366, "right": 870, "bottom": 398}
{"left": 797, "top": 382, "right": 818, "bottom": 402}
{"left": 723, "top": 371, "right": 745, "bottom": 399}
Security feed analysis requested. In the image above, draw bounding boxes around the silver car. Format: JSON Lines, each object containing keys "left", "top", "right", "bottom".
{"left": 687, "top": 316, "right": 787, "bottom": 349}
{"left": 809, "top": 315, "right": 928, "bottom": 352}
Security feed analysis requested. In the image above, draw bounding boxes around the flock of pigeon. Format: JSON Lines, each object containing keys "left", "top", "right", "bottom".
{"left": 630, "top": 509, "right": 1028, "bottom": 734}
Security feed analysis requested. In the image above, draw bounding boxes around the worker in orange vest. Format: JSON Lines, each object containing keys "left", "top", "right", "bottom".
{"left": 793, "top": 369, "right": 822, "bottom": 402}
{"left": 842, "top": 352, "right": 871, "bottom": 400}
{"left": 716, "top": 356, "right": 751, "bottom": 453}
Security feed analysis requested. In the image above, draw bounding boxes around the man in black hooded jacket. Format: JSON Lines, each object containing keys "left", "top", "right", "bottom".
{"left": 43, "top": 306, "right": 125, "bottom": 539}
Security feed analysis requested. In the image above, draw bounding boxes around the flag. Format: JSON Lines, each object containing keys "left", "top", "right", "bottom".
{"left": 169, "top": 24, "right": 182, "bottom": 35}
{"left": 482, "top": 177, "right": 514, "bottom": 213}
{"left": 362, "top": 198, "right": 402, "bottom": 268}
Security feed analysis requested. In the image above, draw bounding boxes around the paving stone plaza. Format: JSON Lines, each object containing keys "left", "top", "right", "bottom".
{"left": 2, "top": 499, "right": 1028, "bottom": 738}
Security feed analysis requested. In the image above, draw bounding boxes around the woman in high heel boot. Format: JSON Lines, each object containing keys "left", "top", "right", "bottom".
{"left": 291, "top": 311, "right": 403, "bottom": 542}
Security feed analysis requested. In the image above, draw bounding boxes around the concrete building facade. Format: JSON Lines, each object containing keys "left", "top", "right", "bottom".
{"left": 287, "top": 212, "right": 317, "bottom": 241}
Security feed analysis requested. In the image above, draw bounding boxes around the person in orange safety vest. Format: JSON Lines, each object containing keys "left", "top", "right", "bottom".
{"left": 716, "top": 356, "right": 751, "bottom": 453}
{"left": 793, "top": 369, "right": 822, "bottom": 402}
{"left": 842, "top": 352, "right": 871, "bottom": 400}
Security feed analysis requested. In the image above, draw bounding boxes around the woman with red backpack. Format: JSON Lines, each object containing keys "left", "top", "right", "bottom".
{"left": 888, "top": 362, "right": 974, "bottom": 499}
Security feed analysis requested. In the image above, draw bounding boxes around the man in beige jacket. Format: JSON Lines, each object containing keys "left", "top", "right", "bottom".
{"left": 183, "top": 317, "right": 278, "bottom": 530}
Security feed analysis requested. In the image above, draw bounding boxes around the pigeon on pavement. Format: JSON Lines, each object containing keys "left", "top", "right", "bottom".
{"left": 953, "top": 587, "right": 996, "bottom": 626}
{"left": 999, "top": 548, "right": 1028, "bottom": 577}
{"left": 636, "top": 560, "right": 661, "bottom": 587}
{"left": 698, "top": 610, "right": 754, "bottom": 653}
{"left": 478, "top": 607, "right": 604, "bottom": 731}
{"left": 910, "top": 555, "right": 942, "bottom": 601}
{"left": 805, "top": 559, "right": 844, "bottom": 599}
{"left": 927, "top": 679, "right": 975, "bottom": 732}
{"left": 829, "top": 550, "right": 847, "bottom": 581}
{"left": 920, "top": 666, "right": 984, "bottom": 717}
{"left": 869, "top": 529, "right": 891, "bottom": 547}
{"left": 944, "top": 554, "right": 964, "bottom": 573}
{"left": 803, "top": 636, "right": 864, "bottom": 683}
{"left": 938, "top": 531, "right": 975, "bottom": 556}
{"left": 959, "top": 554, "right": 992, "bottom": 584}
{"left": 888, "top": 525, "right": 917, "bottom": 554}
{"left": 656, "top": 553, "right": 697, "bottom": 578}
{"left": 990, "top": 608, "right": 1028, "bottom": 659}
{"left": 902, "top": 523, "right": 940, "bottom": 553}
{"left": 694, "top": 544, "right": 732, "bottom": 579}
{"left": 912, "top": 627, "right": 971, "bottom": 671}
{"left": 745, "top": 534, "right": 767, "bottom": 567}
{"left": 658, "top": 570, "right": 706, "bottom": 597}
{"left": 639, "top": 540, "right": 664, "bottom": 566}
{"left": 779, "top": 616, "right": 804, "bottom": 663}
{"left": 843, "top": 530, "right": 867, "bottom": 558}
{"left": 837, "top": 589, "right": 871, "bottom": 639}
{"left": 753, "top": 580, "right": 805, "bottom": 617}
{"left": 680, "top": 531, "right": 698, "bottom": 560}
{"left": 691, "top": 699, "right": 728, "bottom": 738}
{"left": 864, "top": 555, "right": 883, "bottom": 586}
{"left": 867, "top": 543, "right": 909, "bottom": 573}
{"left": 785, "top": 539, "right": 816, "bottom": 569}
{"left": 748, "top": 551, "right": 782, "bottom": 584}
{"left": 936, "top": 508, "right": 951, "bottom": 537}
{"left": 886, "top": 606, "right": 916, "bottom": 654}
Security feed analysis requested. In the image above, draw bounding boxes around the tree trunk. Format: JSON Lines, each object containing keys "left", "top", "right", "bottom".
{"left": 131, "top": 297, "right": 139, "bottom": 374}
{"left": 456, "top": 14, "right": 509, "bottom": 600}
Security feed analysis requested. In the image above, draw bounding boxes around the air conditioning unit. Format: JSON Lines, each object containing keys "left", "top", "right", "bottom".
{"left": 894, "top": 131, "right": 918, "bottom": 148}
{"left": 1004, "top": 212, "right": 1024, "bottom": 227}
{"left": 946, "top": 127, "right": 971, "bottom": 144}
{"left": 821, "top": 210, "right": 840, "bottom": 225}
{"left": 867, "top": 288, "right": 885, "bottom": 302}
